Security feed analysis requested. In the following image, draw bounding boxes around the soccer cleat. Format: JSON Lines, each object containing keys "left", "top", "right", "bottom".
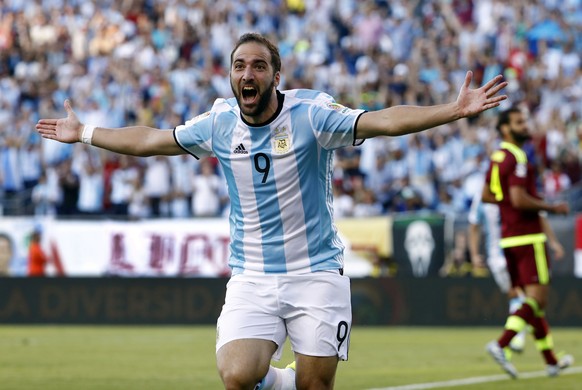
{"left": 254, "top": 378, "right": 265, "bottom": 390}
{"left": 547, "top": 354, "right": 574, "bottom": 377}
{"left": 486, "top": 341, "right": 518, "bottom": 378}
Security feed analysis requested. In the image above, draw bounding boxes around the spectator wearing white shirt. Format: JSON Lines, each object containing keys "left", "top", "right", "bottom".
{"left": 169, "top": 154, "right": 197, "bottom": 218}
{"left": 332, "top": 180, "right": 354, "bottom": 219}
{"left": 109, "top": 155, "right": 139, "bottom": 216}
{"left": 31, "top": 171, "right": 58, "bottom": 216}
{"left": 143, "top": 155, "right": 171, "bottom": 217}
{"left": 76, "top": 152, "right": 103, "bottom": 216}
{"left": 191, "top": 158, "right": 222, "bottom": 218}
{"left": 543, "top": 160, "right": 571, "bottom": 202}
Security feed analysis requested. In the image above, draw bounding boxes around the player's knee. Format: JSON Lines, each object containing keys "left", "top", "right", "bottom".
{"left": 536, "top": 297, "right": 548, "bottom": 310}
{"left": 526, "top": 291, "right": 548, "bottom": 310}
{"left": 219, "top": 373, "right": 259, "bottom": 390}
{"left": 218, "top": 365, "right": 262, "bottom": 390}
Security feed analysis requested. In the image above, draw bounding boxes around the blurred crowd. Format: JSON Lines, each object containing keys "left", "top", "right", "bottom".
{"left": 0, "top": 0, "right": 581, "bottom": 220}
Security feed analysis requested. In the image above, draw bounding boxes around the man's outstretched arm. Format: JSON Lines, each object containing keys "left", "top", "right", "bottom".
{"left": 356, "top": 72, "right": 507, "bottom": 139}
{"left": 36, "top": 100, "right": 184, "bottom": 157}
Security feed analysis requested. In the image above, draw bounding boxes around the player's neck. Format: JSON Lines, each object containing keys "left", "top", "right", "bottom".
{"left": 241, "top": 90, "right": 283, "bottom": 127}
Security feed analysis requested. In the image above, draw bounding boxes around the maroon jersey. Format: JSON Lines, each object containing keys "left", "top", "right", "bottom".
{"left": 484, "top": 142, "right": 543, "bottom": 241}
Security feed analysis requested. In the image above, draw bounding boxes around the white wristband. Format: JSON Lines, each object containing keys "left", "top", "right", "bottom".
{"left": 81, "top": 124, "right": 96, "bottom": 145}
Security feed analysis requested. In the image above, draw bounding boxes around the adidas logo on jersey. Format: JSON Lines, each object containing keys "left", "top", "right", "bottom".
{"left": 233, "top": 143, "right": 248, "bottom": 154}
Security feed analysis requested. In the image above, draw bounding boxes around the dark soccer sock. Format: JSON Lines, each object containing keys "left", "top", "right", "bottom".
{"left": 497, "top": 298, "right": 536, "bottom": 348}
{"left": 531, "top": 315, "right": 558, "bottom": 365}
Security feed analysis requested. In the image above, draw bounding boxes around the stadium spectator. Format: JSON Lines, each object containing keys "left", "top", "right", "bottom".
{"left": 431, "top": 128, "right": 462, "bottom": 185}
{"left": 35, "top": 31, "right": 507, "bottom": 390}
{"left": 434, "top": 183, "right": 456, "bottom": 218}
{"left": 391, "top": 184, "right": 426, "bottom": 213}
{"left": 191, "top": 157, "right": 223, "bottom": 218}
{"left": 0, "top": 125, "right": 25, "bottom": 215}
{"left": 364, "top": 151, "right": 392, "bottom": 212}
{"left": 0, "top": 232, "right": 14, "bottom": 276}
{"left": 543, "top": 160, "right": 572, "bottom": 202}
{"left": 483, "top": 107, "right": 573, "bottom": 378}
{"left": 31, "top": 171, "right": 58, "bottom": 216}
{"left": 381, "top": 141, "right": 410, "bottom": 211}
{"left": 1, "top": 0, "right": 581, "bottom": 218}
{"left": 440, "top": 229, "right": 472, "bottom": 278}
{"left": 108, "top": 155, "right": 140, "bottom": 216}
{"left": 332, "top": 180, "right": 354, "bottom": 219}
{"left": 169, "top": 154, "right": 197, "bottom": 218}
{"left": 334, "top": 144, "right": 364, "bottom": 187}
{"left": 75, "top": 149, "right": 104, "bottom": 216}
{"left": 56, "top": 159, "right": 79, "bottom": 216}
{"left": 27, "top": 227, "right": 49, "bottom": 277}
{"left": 143, "top": 155, "right": 172, "bottom": 217}
{"left": 406, "top": 134, "right": 436, "bottom": 208}
{"left": 352, "top": 177, "right": 383, "bottom": 218}
{"left": 127, "top": 168, "right": 150, "bottom": 220}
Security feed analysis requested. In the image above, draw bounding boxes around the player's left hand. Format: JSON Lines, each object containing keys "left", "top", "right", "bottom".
{"left": 549, "top": 240, "right": 565, "bottom": 260}
{"left": 455, "top": 72, "right": 508, "bottom": 118}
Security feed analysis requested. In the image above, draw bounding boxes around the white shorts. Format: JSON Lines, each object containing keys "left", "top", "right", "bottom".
{"left": 216, "top": 271, "right": 352, "bottom": 361}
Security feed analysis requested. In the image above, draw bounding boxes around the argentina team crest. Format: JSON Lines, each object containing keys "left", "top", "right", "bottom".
{"left": 272, "top": 125, "right": 291, "bottom": 154}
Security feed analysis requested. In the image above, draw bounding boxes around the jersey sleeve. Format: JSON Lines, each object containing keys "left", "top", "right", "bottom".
{"left": 505, "top": 153, "right": 527, "bottom": 187}
{"left": 173, "top": 109, "right": 215, "bottom": 159}
{"left": 308, "top": 100, "right": 366, "bottom": 150}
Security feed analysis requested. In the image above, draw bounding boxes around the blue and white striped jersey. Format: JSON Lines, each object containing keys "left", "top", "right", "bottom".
{"left": 174, "top": 89, "right": 365, "bottom": 275}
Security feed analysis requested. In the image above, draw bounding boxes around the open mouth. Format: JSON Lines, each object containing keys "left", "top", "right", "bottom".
{"left": 241, "top": 85, "right": 258, "bottom": 103}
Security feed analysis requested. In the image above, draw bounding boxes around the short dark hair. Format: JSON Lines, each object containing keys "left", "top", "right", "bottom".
{"left": 230, "top": 33, "right": 281, "bottom": 74}
{"left": 496, "top": 107, "right": 522, "bottom": 133}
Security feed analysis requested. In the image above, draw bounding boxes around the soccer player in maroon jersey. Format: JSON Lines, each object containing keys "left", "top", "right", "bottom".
{"left": 482, "top": 107, "right": 574, "bottom": 378}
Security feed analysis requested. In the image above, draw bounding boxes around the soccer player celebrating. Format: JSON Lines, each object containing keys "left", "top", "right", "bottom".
{"left": 37, "top": 33, "right": 507, "bottom": 390}
{"left": 483, "top": 107, "right": 574, "bottom": 378}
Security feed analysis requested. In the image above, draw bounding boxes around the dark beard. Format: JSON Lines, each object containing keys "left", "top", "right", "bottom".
{"left": 231, "top": 79, "right": 276, "bottom": 118}
{"left": 510, "top": 129, "right": 531, "bottom": 145}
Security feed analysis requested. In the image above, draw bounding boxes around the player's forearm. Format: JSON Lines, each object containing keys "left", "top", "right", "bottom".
{"left": 510, "top": 189, "right": 554, "bottom": 212}
{"left": 481, "top": 185, "right": 497, "bottom": 203}
{"left": 357, "top": 102, "right": 461, "bottom": 138}
{"left": 540, "top": 215, "right": 558, "bottom": 242}
{"left": 87, "top": 126, "right": 180, "bottom": 156}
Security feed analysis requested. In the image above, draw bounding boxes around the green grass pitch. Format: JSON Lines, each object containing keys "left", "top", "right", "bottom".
{"left": 0, "top": 326, "right": 580, "bottom": 389}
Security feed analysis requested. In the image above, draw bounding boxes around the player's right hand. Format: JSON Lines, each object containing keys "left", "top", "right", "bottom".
{"left": 35, "top": 99, "right": 83, "bottom": 144}
{"left": 551, "top": 202, "right": 570, "bottom": 215}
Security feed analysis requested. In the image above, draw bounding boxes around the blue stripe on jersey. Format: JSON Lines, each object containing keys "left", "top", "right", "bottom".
{"left": 207, "top": 113, "right": 247, "bottom": 271}
{"left": 249, "top": 126, "right": 287, "bottom": 273}
{"left": 291, "top": 108, "right": 343, "bottom": 272}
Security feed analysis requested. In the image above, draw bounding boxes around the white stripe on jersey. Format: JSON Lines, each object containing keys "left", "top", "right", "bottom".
{"left": 229, "top": 119, "right": 266, "bottom": 272}
{"left": 271, "top": 114, "right": 311, "bottom": 272}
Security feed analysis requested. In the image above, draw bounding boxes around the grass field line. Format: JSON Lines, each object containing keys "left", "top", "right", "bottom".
{"left": 368, "top": 366, "right": 582, "bottom": 390}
